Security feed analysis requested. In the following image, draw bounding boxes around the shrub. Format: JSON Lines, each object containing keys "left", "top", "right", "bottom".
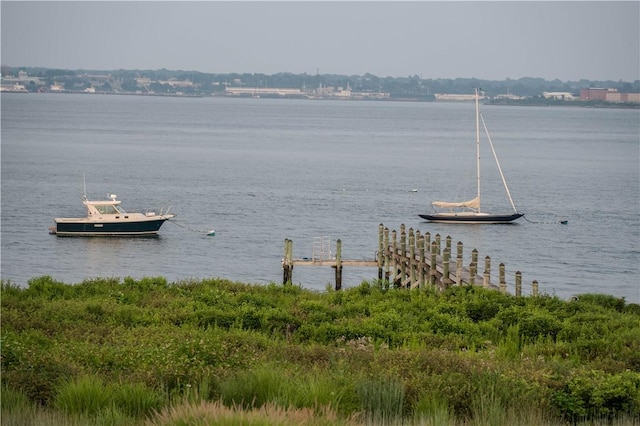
{"left": 574, "top": 294, "right": 627, "bottom": 312}
{"left": 262, "top": 307, "right": 300, "bottom": 336}
{"left": 114, "top": 305, "right": 145, "bottom": 327}
{"left": 236, "top": 305, "right": 262, "bottom": 331}
{"left": 519, "top": 310, "right": 563, "bottom": 342}
{"left": 496, "top": 307, "right": 562, "bottom": 343}
{"left": 25, "top": 275, "right": 71, "bottom": 300}
{"left": 625, "top": 303, "right": 640, "bottom": 315}
{"left": 552, "top": 369, "right": 640, "bottom": 421}
{"left": 298, "top": 299, "right": 336, "bottom": 323}
{"left": 297, "top": 322, "right": 347, "bottom": 344}
{"left": 196, "top": 307, "right": 236, "bottom": 329}
{"left": 356, "top": 281, "right": 372, "bottom": 296}
{"left": 2, "top": 331, "right": 77, "bottom": 405}
{"left": 558, "top": 313, "right": 612, "bottom": 341}
{"left": 466, "top": 300, "right": 499, "bottom": 323}
{"left": 429, "top": 312, "right": 469, "bottom": 335}
{"left": 123, "top": 276, "right": 168, "bottom": 292}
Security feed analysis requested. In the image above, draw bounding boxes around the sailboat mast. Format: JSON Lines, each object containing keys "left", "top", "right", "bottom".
{"left": 475, "top": 88, "right": 481, "bottom": 213}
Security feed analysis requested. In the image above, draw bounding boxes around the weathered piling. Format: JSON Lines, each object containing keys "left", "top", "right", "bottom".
{"left": 377, "top": 224, "right": 384, "bottom": 281}
{"left": 442, "top": 248, "right": 452, "bottom": 287}
{"left": 430, "top": 242, "right": 438, "bottom": 286}
{"left": 334, "top": 239, "right": 343, "bottom": 290}
{"left": 499, "top": 263, "right": 507, "bottom": 293}
{"left": 400, "top": 225, "right": 407, "bottom": 286}
{"left": 418, "top": 234, "right": 426, "bottom": 286}
{"left": 456, "top": 241, "right": 463, "bottom": 286}
{"left": 469, "top": 263, "right": 477, "bottom": 286}
{"left": 283, "top": 239, "right": 293, "bottom": 284}
{"left": 383, "top": 226, "right": 390, "bottom": 282}
{"left": 485, "top": 256, "right": 491, "bottom": 283}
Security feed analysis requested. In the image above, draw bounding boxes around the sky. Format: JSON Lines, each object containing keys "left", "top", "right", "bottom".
{"left": 1, "top": 1, "right": 639, "bottom": 82}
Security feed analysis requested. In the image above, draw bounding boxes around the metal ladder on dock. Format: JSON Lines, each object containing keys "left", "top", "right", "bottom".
{"left": 312, "top": 236, "right": 332, "bottom": 261}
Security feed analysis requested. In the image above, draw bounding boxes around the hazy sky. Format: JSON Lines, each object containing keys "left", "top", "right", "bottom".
{"left": 2, "top": 1, "right": 639, "bottom": 81}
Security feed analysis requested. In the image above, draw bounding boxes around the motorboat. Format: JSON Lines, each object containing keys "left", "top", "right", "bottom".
{"left": 51, "top": 193, "right": 175, "bottom": 237}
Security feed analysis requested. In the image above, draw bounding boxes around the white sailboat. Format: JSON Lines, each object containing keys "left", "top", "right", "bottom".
{"left": 419, "top": 89, "right": 524, "bottom": 224}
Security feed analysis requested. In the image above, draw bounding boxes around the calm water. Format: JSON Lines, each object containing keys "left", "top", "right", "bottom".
{"left": 2, "top": 93, "right": 639, "bottom": 302}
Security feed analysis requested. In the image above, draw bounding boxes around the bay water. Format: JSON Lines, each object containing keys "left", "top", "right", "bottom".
{"left": 1, "top": 93, "right": 638, "bottom": 302}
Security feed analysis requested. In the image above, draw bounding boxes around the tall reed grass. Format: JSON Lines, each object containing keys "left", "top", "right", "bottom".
{"left": 217, "top": 364, "right": 352, "bottom": 413}
{"left": 355, "top": 377, "right": 405, "bottom": 425}
{"left": 54, "top": 376, "right": 113, "bottom": 416}
{"left": 146, "top": 400, "right": 357, "bottom": 426}
{"left": 48, "top": 375, "right": 162, "bottom": 422}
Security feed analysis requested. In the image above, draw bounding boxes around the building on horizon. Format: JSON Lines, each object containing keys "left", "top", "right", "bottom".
{"left": 580, "top": 88, "right": 640, "bottom": 103}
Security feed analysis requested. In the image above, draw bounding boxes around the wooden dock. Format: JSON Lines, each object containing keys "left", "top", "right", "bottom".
{"left": 283, "top": 223, "right": 538, "bottom": 295}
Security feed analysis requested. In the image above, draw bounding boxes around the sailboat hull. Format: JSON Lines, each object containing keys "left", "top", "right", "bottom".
{"left": 419, "top": 212, "right": 523, "bottom": 224}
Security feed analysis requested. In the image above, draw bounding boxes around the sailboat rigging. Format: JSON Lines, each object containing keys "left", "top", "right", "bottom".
{"left": 419, "top": 89, "right": 524, "bottom": 224}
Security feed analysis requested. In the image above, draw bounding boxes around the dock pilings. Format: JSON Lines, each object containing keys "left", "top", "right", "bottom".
{"left": 283, "top": 223, "right": 539, "bottom": 295}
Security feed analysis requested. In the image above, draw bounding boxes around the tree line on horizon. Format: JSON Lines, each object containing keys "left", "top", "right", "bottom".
{"left": 3, "top": 65, "right": 639, "bottom": 98}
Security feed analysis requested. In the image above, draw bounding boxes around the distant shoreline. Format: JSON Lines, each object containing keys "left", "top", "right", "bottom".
{"left": 486, "top": 98, "right": 640, "bottom": 109}
{"left": 4, "top": 90, "right": 639, "bottom": 109}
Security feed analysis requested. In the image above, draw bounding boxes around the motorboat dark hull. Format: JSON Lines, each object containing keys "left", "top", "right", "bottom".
{"left": 419, "top": 212, "right": 523, "bottom": 224}
{"left": 53, "top": 217, "right": 170, "bottom": 237}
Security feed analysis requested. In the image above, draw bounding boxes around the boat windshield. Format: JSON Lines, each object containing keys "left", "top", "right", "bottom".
{"left": 95, "top": 205, "right": 125, "bottom": 215}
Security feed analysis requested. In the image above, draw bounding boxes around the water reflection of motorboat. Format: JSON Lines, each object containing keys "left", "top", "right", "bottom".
{"left": 51, "top": 194, "right": 175, "bottom": 237}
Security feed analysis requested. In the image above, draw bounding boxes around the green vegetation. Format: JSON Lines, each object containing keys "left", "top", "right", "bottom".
{"left": 2, "top": 276, "right": 639, "bottom": 425}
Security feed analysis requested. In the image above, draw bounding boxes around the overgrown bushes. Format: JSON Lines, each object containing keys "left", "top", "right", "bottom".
{"left": 2, "top": 275, "right": 639, "bottom": 425}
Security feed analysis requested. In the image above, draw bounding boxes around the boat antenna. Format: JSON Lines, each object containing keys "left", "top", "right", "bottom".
{"left": 83, "top": 174, "right": 87, "bottom": 199}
